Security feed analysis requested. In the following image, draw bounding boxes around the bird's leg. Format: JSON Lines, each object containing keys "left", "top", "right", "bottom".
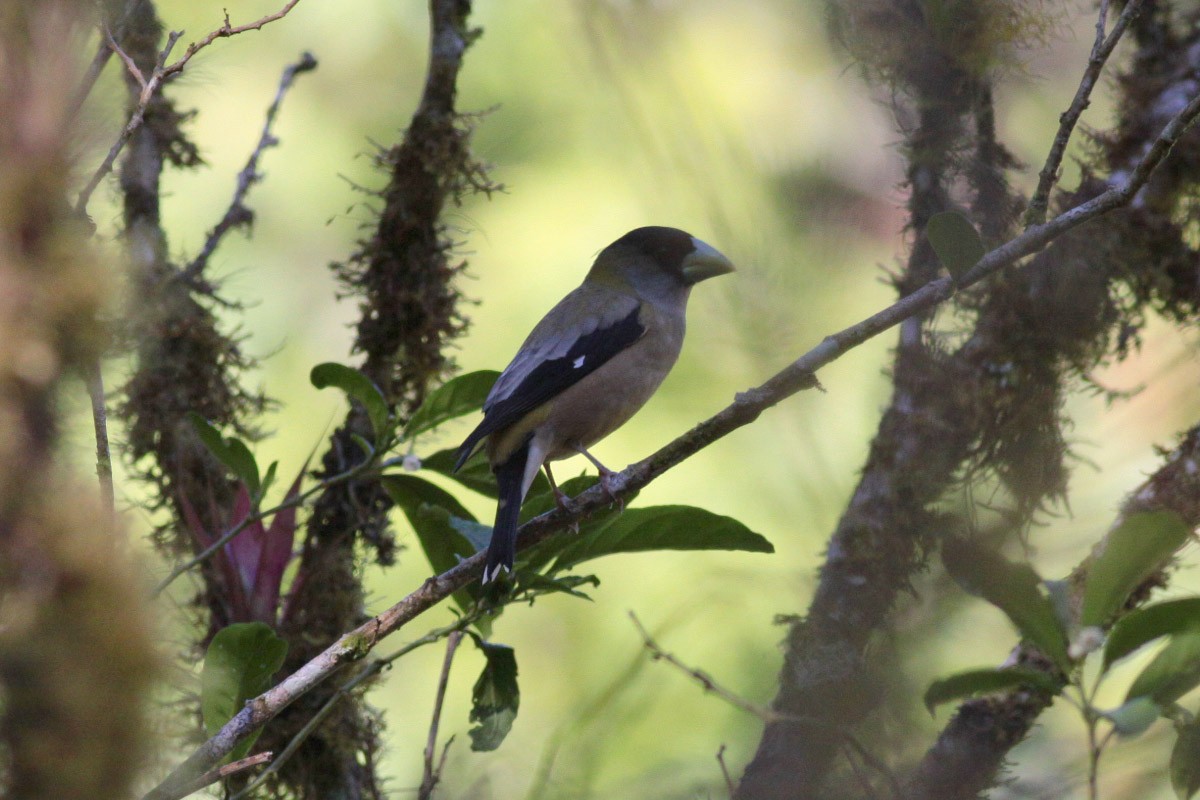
{"left": 574, "top": 445, "right": 623, "bottom": 510}
{"left": 544, "top": 463, "right": 580, "bottom": 533}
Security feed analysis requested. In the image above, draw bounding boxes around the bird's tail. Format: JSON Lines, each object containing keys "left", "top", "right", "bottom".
{"left": 483, "top": 437, "right": 531, "bottom": 584}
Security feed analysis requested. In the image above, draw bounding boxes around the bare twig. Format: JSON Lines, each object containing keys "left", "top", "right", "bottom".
{"left": 83, "top": 358, "right": 114, "bottom": 515}
{"left": 180, "top": 52, "right": 318, "bottom": 282}
{"left": 159, "top": 1, "right": 303, "bottom": 85}
{"left": 138, "top": 87, "right": 1200, "bottom": 800}
{"left": 1025, "top": 0, "right": 1145, "bottom": 226}
{"left": 717, "top": 745, "right": 736, "bottom": 798}
{"left": 74, "top": 30, "right": 181, "bottom": 216}
{"left": 74, "top": 1, "right": 304, "bottom": 216}
{"left": 632, "top": 613, "right": 901, "bottom": 797}
{"left": 630, "top": 612, "right": 787, "bottom": 724}
{"left": 70, "top": 3, "right": 141, "bottom": 119}
{"left": 419, "top": 631, "right": 464, "bottom": 800}
{"left": 105, "top": 22, "right": 147, "bottom": 92}
{"left": 168, "top": 752, "right": 272, "bottom": 800}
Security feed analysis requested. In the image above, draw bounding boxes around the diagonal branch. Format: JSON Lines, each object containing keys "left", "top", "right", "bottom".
{"left": 138, "top": 83, "right": 1200, "bottom": 800}
{"left": 179, "top": 51, "right": 317, "bottom": 283}
{"left": 167, "top": 752, "right": 273, "bottom": 800}
{"left": 1025, "top": 0, "right": 1145, "bottom": 226}
{"left": 630, "top": 612, "right": 789, "bottom": 724}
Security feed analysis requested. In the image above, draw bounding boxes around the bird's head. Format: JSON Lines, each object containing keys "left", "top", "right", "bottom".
{"left": 587, "top": 226, "right": 735, "bottom": 303}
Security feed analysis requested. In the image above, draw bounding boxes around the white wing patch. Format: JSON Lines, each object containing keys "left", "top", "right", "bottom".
{"left": 483, "top": 284, "right": 639, "bottom": 410}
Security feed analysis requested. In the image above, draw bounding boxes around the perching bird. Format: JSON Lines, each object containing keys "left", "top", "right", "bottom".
{"left": 454, "top": 226, "right": 735, "bottom": 583}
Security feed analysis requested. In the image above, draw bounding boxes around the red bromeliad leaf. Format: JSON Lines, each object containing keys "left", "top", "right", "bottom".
{"left": 249, "top": 469, "right": 303, "bottom": 625}
{"left": 179, "top": 488, "right": 250, "bottom": 622}
{"left": 177, "top": 467, "right": 304, "bottom": 626}
{"left": 223, "top": 485, "right": 262, "bottom": 601}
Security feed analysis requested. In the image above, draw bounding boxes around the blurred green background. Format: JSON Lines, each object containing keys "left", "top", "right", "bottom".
{"left": 76, "top": 1, "right": 1200, "bottom": 797}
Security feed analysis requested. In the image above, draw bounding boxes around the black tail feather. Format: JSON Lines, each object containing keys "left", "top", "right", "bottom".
{"left": 482, "top": 437, "right": 531, "bottom": 584}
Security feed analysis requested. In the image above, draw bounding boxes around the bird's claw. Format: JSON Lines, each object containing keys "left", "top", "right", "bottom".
{"left": 550, "top": 487, "right": 582, "bottom": 533}
{"left": 552, "top": 486, "right": 575, "bottom": 512}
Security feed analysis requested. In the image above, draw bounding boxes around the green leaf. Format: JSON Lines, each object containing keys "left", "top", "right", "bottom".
{"left": 927, "top": 210, "right": 985, "bottom": 279}
{"left": 260, "top": 460, "right": 279, "bottom": 498}
{"left": 420, "top": 447, "right": 549, "bottom": 500}
{"left": 942, "top": 538, "right": 1071, "bottom": 671}
{"left": 382, "top": 474, "right": 475, "bottom": 525}
{"left": 1126, "top": 630, "right": 1200, "bottom": 706}
{"left": 1082, "top": 511, "right": 1191, "bottom": 627}
{"left": 187, "top": 412, "right": 261, "bottom": 496}
{"left": 923, "top": 667, "right": 1058, "bottom": 714}
{"left": 200, "top": 622, "right": 288, "bottom": 762}
{"left": 469, "top": 641, "right": 519, "bottom": 751}
{"left": 517, "top": 572, "right": 601, "bottom": 601}
{"left": 422, "top": 448, "right": 499, "bottom": 496}
{"left": 381, "top": 475, "right": 482, "bottom": 612}
{"left": 405, "top": 370, "right": 500, "bottom": 439}
{"left": 310, "top": 362, "right": 391, "bottom": 444}
{"left": 1103, "top": 696, "right": 1162, "bottom": 738}
{"left": 1104, "top": 598, "right": 1200, "bottom": 671}
{"left": 546, "top": 505, "right": 773, "bottom": 573}
{"left": 449, "top": 515, "right": 495, "bottom": 554}
{"left": 1172, "top": 714, "right": 1200, "bottom": 799}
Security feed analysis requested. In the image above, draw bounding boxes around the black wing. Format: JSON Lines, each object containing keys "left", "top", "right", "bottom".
{"left": 454, "top": 304, "right": 645, "bottom": 469}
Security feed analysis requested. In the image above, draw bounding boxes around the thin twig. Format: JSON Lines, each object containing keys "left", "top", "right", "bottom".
{"left": 168, "top": 752, "right": 272, "bottom": 800}
{"left": 70, "top": 3, "right": 142, "bottom": 119}
{"left": 419, "top": 631, "right": 464, "bottom": 800}
{"left": 180, "top": 52, "right": 317, "bottom": 282}
{"left": 634, "top": 613, "right": 900, "bottom": 798}
{"left": 138, "top": 87, "right": 1200, "bottom": 800}
{"left": 74, "top": 1, "right": 305, "bottom": 216}
{"left": 105, "top": 22, "right": 147, "bottom": 92}
{"left": 434, "top": 738, "right": 456, "bottom": 790}
{"left": 74, "top": 30, "right": 181, "bottom": 216}
{"left": 629, "top": 612, "right": 790, "bottom": 724}
{"left": 1025, "top": 0, "right": 1145, "bottom": 226}
{"left": 84, "top": 357, "right": 114, "bottom": 515}
{"left": 716, "top": 745, "right": 736, "bottom": 798}
{"left": 159, "top": 1, "right": 304, "bottom": 85}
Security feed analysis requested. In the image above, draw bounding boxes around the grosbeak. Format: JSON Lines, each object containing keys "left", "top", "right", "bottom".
{"left": 455, "top": 226, "right": 735, "bottom": 583}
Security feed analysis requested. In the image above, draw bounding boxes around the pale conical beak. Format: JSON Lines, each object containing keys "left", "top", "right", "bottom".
{"left": 681, "top": 238, "right": 736, "bottom": 285}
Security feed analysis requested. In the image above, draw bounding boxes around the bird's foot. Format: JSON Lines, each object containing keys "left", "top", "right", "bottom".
{"left": 574, "top": 445, "right": 624, "bottom": 511}
{"left": 552, "top": 485, "right": 574, "bottom": 511}
{"left": 553, "top": 487, "right": 582, "bottom": 533}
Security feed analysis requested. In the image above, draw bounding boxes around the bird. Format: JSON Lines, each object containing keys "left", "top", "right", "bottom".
{"left": 454, "top": 226, "right": 735, "bottom": 584}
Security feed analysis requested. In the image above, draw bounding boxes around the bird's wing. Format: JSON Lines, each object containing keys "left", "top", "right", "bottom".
{"left": 454, "top": 285, "right": 644, "bottom": 469}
